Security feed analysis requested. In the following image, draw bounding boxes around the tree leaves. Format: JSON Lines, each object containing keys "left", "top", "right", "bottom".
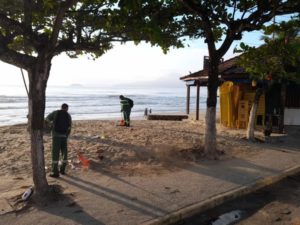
{"left": 238, "top": 18, "right": 300, "bottom": 82}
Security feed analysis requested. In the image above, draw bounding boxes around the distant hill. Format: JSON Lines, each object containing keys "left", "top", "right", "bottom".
{"left": 69, "top": 83, "right": 84, "bottom": 88}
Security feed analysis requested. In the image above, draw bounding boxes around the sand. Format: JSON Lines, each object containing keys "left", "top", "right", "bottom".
{"left": 0, "top": 119, "right": 261, "bottom": 178}
{"left": 0, "top": 118, "right": 299, "bottom": 224}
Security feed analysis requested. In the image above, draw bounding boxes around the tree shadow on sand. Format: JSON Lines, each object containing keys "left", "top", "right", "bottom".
{"left": 7, "top": 184, "right": 104, "bottom": 225}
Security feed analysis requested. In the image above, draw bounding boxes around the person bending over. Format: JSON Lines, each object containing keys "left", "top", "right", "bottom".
{"left": 119, "top": 95, "right": 134, "bottom": 127}
{"left": 46, "top": 103, "right": 72, "bottom": 178}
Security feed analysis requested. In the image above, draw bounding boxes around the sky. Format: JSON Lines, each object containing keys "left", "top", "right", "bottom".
{"left": 0, "top": 15, "right": 290, "bottom": 89}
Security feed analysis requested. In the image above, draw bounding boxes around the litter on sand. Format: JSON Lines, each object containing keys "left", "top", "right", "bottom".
{"left": 22, "top": 187, "right": 33, "bottom": 201}
{"left": 212, "top": 210, "right": 243, "bottom": 225}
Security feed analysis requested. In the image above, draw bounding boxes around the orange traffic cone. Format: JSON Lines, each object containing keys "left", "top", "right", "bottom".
{"left": 78, "top": 153, "right": 90, "bottom": 169}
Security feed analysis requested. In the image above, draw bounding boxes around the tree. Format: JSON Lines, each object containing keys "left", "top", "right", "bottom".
{"left": 155, "top": 0, "right": 300, "bottom": 158}
{"left": 0, "top": 0, "right": 180, "bottom": 199}
{"left": 1, "top": 1, "right": 300, "bottom": 199}
{"left": 237, "top": 17, "right": 300, "bottom": 141}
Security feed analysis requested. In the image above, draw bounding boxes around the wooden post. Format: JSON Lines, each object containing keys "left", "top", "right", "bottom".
{"left": 196, "top": 81, "right": 200, "bottom": 120}
{"left": 186, "top": 85, "right": 190, "bottom": 114}
{"left": 279, "top": 83, "right": 286, "bottom": 133}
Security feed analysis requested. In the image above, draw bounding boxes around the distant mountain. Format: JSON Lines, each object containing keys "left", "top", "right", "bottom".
{"left": 69, "top": 83, "right": 84, "bottom": 88}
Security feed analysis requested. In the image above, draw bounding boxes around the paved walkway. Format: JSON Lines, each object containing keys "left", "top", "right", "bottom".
{"left": 1, "top": 128, "right": 300, "bottom": 225}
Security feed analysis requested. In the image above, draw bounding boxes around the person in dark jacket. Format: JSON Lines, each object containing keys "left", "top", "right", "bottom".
{"left": 119, "top": 95, "right": 133, "bottom": 127}
{"left": 46, "top": 103, "right": 72, "bottom": 178}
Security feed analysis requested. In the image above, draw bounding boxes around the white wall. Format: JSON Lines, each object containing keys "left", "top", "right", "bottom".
{"left": 284, "top": 108, "right": 300, "bottom": 125}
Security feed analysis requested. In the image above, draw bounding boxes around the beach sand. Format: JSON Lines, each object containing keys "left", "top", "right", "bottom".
{"left": 0, "top": 118, "right": 299, "bottom": 224}
{"left": 0, "top": 118, "right": 261, "bottom": 178}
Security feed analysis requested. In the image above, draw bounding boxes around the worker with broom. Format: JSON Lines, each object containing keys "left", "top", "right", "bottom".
{"left": 119, "top": 95, "right": 134, "bottom": 127}
{"left": 46, "top": 103, "right": 72, "bottom": 178}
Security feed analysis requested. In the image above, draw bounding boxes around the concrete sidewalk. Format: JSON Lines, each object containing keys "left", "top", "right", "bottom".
{"left": 1, "top": 144, "right": 300, "bottom": 225}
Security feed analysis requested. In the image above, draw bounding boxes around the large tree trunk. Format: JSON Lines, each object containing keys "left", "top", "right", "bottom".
{"left": 247, "top": 88, "right": 263, "bottom": 141}
{"left": 205, "top": 106, "right": 217, "bottom": 156}
{"left": 204, "top": 57, "right": 219, "bottom": 159}
{"left": 27, "top": 57, "right": 51, "bottom": 197}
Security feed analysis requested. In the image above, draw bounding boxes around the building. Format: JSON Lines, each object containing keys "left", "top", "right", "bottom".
{"left": 180, "top": 56, "right": 300, "bottom": 131}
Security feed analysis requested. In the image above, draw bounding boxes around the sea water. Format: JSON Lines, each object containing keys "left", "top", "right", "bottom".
{"left": 0, "top": 85, "right": 209, "bottom": 126}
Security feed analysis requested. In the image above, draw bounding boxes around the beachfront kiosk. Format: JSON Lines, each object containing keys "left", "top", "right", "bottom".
{"left": 180, "top": 56, "right": 300, "bottom": 132}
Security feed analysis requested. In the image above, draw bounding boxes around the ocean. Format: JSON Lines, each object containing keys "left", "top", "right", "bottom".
{"left": 0, "top": 85, "right": 209, "bottom": 126}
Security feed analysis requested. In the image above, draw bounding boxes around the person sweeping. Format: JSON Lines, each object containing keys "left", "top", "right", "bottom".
{"left": 46, "top": 103, "right": 72, "bottom": 177}
{"left": 119, "top": 95, "right": 133, "bottom": 127}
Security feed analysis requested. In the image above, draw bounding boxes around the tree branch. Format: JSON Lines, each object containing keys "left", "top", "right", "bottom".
{"left": 50, "top": 0, "right": 78, "bottom": 49}
{"left": 0, "top": 44, "right": 36, "bottom": 70}
{"left": 179, "top": 1, "right": 216, "bottom": 52}
{"left": 0, "top": 13, "right": 24, "bottom": 34}
{"left": 23, "top": 0, "right": 33, "bottom": 30}
{"left": 219, "top": 0, "right": 300, "bottom": 55}
{"left": 53, "top": 36, "right": 130, "bottom": 55}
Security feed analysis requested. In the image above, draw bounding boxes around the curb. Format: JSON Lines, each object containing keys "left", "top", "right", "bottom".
{"left": 141, "top": 165, "right": 300, "bottom": 225}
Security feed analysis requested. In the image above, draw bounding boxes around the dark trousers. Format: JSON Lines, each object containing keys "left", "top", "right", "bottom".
{"left": 52, "top": 136, "right": 68, "bottom": 174}
{"left": 123, "top": 108, "right": 131, "bottom": 126}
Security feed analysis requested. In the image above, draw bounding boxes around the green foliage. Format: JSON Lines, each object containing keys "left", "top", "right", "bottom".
{"left": 0, "top": 0, "right": 183, "bottom": 64}
{"left": 0, "top": 0, "right": 23, "bottom": 15}
{"left": 146, "top": 1, "right": 300, "bottom": 59}
{"left": 115, "top": 0, "right": 185, "bottom": 53}
{"left": 237, "top": 18, "right": 300, "bottom": 83}
{"left": 0, "top": 1, "right": 300, "bottom": 67}
{"left": 263, "top": 19, "right": 300, "bottom": 42}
